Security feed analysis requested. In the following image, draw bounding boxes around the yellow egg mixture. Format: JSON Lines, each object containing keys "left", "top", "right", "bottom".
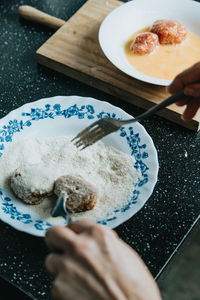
{"left": 125, "top": 27, "right": 200, "bottom": 80}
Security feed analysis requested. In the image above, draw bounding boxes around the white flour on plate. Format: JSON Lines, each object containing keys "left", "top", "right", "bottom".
{"left": 0, "top": 136, "right": 141, "bottom": 224}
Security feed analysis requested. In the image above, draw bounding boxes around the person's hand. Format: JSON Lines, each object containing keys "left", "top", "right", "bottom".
{"left": 45, "top": 220, "right": 161, "bottom": 300}
{"left": 168, "top": 62, "right": 200, "bottom": 120}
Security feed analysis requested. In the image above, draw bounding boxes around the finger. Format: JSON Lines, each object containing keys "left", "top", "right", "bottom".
{"left": 68, "top": 220, "right": 117, "bottom": 241}
{"left": 176, "top": 97, "right": 190, "bottom": 107}
{"left": 182, "top": 101, "right": 200, "bottom": 121}
{"left": 168, "top": 62, "right": 200, "bottom": 94}
{"left": 45, "top": 226, "right": 76, "bottom": 253}
{"left": 184, "top": 83, "right": 200, "bottom": 97}
{"left": 45, "top": 253, "right": 61, "bottom": 276}
{"left": 68, "top": 219, "right": 97, "bottom": 234}
{"left": 167, "top": 75, "right": 184, "bottom": 94}
{"left": 51, "top": 275, "right": 71, "bottom": 300}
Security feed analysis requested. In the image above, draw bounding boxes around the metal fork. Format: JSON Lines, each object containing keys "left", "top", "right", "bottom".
{"left": 72, "top": 90, "right": 186, "bottom": 150}
{"left": 51, "top": 192, "right": 72, "bottom": 224}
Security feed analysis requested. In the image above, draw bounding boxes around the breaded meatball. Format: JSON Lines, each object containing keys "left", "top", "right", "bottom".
{"left": 150, "top": 19, "right": 187, "bottom": 45}
{"left": 130, "top": 32, "right": 158, "bottom": 55}
{"left": 54, "top": 175, "right": 98, "bottom": 213}
{"left": 10, "top": 163, "right": 55, "bottom": 204}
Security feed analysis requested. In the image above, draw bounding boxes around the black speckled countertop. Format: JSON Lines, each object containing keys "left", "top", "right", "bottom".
{"left": 0, "top": 1, "right": 200, "bottom": 299}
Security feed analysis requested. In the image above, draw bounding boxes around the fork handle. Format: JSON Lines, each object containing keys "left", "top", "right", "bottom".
{"left": 121, "top": 90, "right": 186, "bottom": 123}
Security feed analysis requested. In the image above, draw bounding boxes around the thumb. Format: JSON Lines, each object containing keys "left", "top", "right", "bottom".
{"left": 68, "top": 219, "right": 97, "bottom": 234}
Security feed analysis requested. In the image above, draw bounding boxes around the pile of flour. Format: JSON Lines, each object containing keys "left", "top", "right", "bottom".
{"left": 0, "top": 136, "right": 141, "bottom": 224}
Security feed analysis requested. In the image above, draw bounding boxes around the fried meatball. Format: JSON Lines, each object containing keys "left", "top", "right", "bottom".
{"left": 54, "top": 175, "right": 98, "bottom": 213}
{"left": 130, "top": 32, "right": 158, "bottom": 55}
{"left": 150, "top": 19, "right": 187, "bottom": 45}
{"left": 10, "top": 163, "right": 55, "bottom": 204}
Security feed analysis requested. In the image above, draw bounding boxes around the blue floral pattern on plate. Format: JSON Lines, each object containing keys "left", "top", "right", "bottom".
{"left": 0, "top": 96, "right": 158, "bottom": 236}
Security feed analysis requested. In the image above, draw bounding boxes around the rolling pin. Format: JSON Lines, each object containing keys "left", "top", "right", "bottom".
{"left": 18, "top": 5, "right": 65, "bottom": 30}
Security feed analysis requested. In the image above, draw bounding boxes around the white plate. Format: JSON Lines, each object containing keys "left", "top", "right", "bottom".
{"left": 0, "top": 96, "right": 158, "bottom": 237}
{"left": 99, "top": 0, "right": 200, "bottom": 86}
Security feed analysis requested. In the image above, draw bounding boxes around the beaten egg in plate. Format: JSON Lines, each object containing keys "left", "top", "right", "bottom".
{"left": 99, "top": 0, "right": 200, "bottom": 85}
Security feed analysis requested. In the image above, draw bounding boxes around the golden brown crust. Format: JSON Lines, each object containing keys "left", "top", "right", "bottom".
{"left": 130, "top": 32, "right": 158, "bottom": 55}
{"left": 54, "top": 175, "right": 98, "bottom": 213}
{"left": 150, "top": 20, "right": 187, "bottom": 45}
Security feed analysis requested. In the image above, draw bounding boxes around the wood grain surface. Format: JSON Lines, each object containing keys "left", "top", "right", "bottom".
{"left": 36, "top": 0, "right": 200, "bottom": 131}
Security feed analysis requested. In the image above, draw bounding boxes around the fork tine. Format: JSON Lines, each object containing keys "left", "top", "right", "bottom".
{"left": 73, "top": 131, "right": 100, "bottom": 147}
{"left": 80, "top": 126, "right": 103, "bottom": 140}
{"left": 75, "top": 122, "right": 119, "bottom": 149}
{"left": 72, "top": 117, "right": 121, "bottom": 150}
{"left": 75, "top": 127, "right": 105, "bottom": 148}
{"left": 71, "top": 120, "right": 100, "bottom": 142}
{"left": 80, "top": 130, "right": 107, "bottom": 150}
{"left": 73, "top": 123, "right": 105, "bottom": 145}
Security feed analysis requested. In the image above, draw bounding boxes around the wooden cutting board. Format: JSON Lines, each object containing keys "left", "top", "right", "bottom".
{"left": 36, "top": 0, "right": 199, "bottom": 131}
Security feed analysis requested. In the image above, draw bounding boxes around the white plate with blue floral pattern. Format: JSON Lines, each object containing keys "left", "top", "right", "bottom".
{"left": 0, "top": 96, "right": 159, "bottom": 237}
